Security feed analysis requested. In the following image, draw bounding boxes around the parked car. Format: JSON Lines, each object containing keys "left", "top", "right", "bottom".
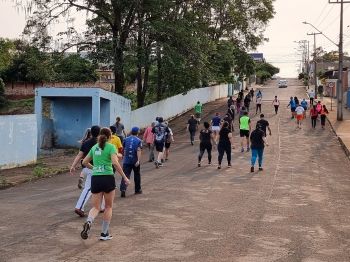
{"left": 278, "top": 79, "right": 288, "bottom": 88}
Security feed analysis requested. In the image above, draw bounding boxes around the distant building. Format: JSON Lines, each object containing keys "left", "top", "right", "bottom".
{"left": 250, "top": 53, "right": 265, "bottom": 63}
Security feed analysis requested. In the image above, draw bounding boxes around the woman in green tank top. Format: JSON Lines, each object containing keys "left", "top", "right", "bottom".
{"left": 81, "top": 127, "right": 130, "bottom": 241}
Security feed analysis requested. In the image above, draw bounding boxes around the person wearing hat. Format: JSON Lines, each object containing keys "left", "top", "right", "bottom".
{"left": 120, "top": 127, "right": 143, "bottom": 197}
{"left": 250, "top": 123, "right": 268, "bottom": 173}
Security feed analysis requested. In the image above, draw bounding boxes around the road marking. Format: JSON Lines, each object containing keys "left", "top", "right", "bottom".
{"left": 267, "top": 114, "right": 281, "bottom": 201}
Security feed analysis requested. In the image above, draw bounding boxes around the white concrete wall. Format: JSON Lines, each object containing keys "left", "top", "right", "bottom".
{"left": 0, "top": 114, "right": 37, "bottom": 169}
{"left": 131, "top": 84, "right": 228, "bottom": 129}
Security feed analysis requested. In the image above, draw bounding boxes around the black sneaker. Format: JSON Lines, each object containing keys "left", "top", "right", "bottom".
{"left": 121, "top": 191, "right": 126, "bottom": 198}
{"left": 135, "top": 190, "right": 143, "bottom": 195}
{"left": 208, "top": 162, "right": 212, "bottom": 165}
{"left": 218, "top": 165, "right": 221, "bottom": 170}
{"left": 228, "top": 164, "right": 232, "bottom": 168}
{"left": 198, "top": 163, "right": 201, "bottom": 167}
{"left": 155, "top": 161, "right": 159, "bottom": 169}
{"left": 81, "top": 221, "right": 91, "bottom": 240}
{"left": 100, "top": 232, "right": 113, "bottom": 241}
{"left": 251, "top": 166, "right": 254, "bottom": 173}
{"left": 259, "top": 167, "right": 263, "bottom": 171}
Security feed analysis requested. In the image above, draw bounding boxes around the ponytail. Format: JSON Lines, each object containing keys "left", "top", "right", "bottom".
{"left": 98, "top": 127, "right": 112, "bottom": 150}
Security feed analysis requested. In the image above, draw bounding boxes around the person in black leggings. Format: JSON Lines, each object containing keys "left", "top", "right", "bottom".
{"left": 217, "top": 121, "right": 234, "bottom": 169}
{"left": 198, "top": 122, "right": 215, "bottom": 167}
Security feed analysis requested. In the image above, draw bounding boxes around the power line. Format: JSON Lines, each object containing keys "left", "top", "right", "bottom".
{"left": 317, "top": 4, "right": 335, "bottom": 28}
{"left": 314, "top": 1, "right": 331, "bottom": 26}
{"left": 320, "top": 4, "right": 350, "bottom": 32}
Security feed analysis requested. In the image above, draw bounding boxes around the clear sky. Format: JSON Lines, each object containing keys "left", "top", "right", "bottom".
{"left": 1, "top": 0, "right": 349, "bottom": 78}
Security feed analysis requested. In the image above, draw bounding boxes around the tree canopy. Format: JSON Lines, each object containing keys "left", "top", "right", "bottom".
{"left": 21, "top": 0, "right": 275, "bottom": 107}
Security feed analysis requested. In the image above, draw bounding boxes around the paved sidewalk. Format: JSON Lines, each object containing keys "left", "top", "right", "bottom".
{"left": 314, "top": 92, "right": 350, "bottom": 157}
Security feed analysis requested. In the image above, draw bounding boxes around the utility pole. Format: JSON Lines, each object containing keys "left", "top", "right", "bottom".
{"left": 307, "top": 32, "right": 321, "bottom": 99}
{"left": 329, "top": 0, "right": 350, "bottom": 121}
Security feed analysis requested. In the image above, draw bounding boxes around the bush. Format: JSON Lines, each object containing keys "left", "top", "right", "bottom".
{"left": 0, "top": 78, "right": 7, "bottom": 108}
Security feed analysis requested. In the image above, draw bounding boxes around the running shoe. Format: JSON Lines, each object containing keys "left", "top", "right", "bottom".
{"left": 100, "top": 232, "right": 113, "bottom": 241}
{"left": 75, "top": 208, "right": 85, "bottom": 217}
{"left": 241, "top": 148, "right": 244, "bottom": 153}
{"left": 208, "top": 162, "right": 212, "bottom": 165}
{"left": 121, "top": 191, "right": 126, "bottom": 198}
{"left": 259, "top": 167, "right": 263, "bottom": 171}
{"left": 81, "top": 221, "right": 91, "bottom": 240}
{"left": 198, "top": 163, "right": 201, "bottom": 167}
{"left": 135, "top": 190, "right": 143, "bottom": 195}
{"left": 218, "top": 165, "right": 221, "bottom": 170}
{"left": 250, "top": 166, "right": 254, "bottom": 173}
{"left": 228, "top": 164, "right": 232, "bottom": 168}
{"left": 155, "top": 161, "right": 159, "bottom": 169}
{"left": 78, "top": 177, "right": 84, "bottom": 189}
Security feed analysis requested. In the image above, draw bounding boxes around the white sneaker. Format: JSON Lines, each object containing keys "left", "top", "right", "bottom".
{"left": 100, "top": 233, "right": 113, "bottom": 241}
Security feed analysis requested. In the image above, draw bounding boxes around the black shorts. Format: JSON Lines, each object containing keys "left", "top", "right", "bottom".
{"left": 291, "top": 107, "right": 296, "bottom": 112}
{"left": 91, "top": 175, "right": 116, "bottom": 194}
{"left": 165, "top": 142, "right": 171, "bottom": 149}
{"left": 195, "top": 112, "right": 201, "bottom": 119}
{"left": 154, "top": 141, "right": 165, "bottom": 152}
{"left": 240, "top": 129, "right": 250, "bottom": 138}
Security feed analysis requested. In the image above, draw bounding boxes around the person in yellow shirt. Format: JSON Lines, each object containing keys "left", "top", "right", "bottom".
{"left": 110, "top": 126, "right": 123, "bottom": 154}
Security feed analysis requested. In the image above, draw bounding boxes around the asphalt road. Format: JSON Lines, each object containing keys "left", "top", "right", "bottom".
{"left": 1, "top": 80, "right": 349, "bottom": 262}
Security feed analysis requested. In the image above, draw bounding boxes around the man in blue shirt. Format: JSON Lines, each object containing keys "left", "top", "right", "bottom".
{"left": 301, "top": 99, "right": 308, "bottom": 118}
{"left": 120, "top": 127, "right": 143, "bottom": 198}
{"left": 287, "top": 97, "right": 296, "bottom": 119}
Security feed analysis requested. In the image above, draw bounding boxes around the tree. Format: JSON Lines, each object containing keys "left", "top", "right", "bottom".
{"left": 0, "top": 78, "right": 7, "bottom": 108}
{"left": 54, "top": 54, "right": 98, "bottom": 83}
{"left": 0, "top": 39, "right": 15, "bottom": 77}
{"left": 22, "top": 0, "right": 275, "bottom": 106}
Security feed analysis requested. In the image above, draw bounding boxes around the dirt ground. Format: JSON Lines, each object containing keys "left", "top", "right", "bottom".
{"left": 0, "top": 149, "right": 77, "bottom": 189}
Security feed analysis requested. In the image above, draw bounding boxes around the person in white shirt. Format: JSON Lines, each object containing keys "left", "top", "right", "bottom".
{"left": 295, "top": 104, "right": 305, "bottom": 129}
{"left": 256, "top": 96, "right": 262, "bottom": 114}
{"left": 272, "top": 96, "right": 280, "bottom": 114}
{"left": 309, "top": 90, "right": 315, "bottom": 106}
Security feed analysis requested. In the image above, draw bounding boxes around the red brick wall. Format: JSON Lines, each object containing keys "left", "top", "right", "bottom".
{"left": 5, "top": 81, "right": 115, "bottom": 99}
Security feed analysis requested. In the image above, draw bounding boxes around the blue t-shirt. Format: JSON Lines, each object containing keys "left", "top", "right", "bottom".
{"left": 212, "top": 116, "right": 221, "bottom": 126}
{"left": 289, "top": 100, "right": 296, "bottom": 108}
{"left": 123, "top": 136, "right": 142, "bottom": 165}
{"left": 301, "top": 100, "right": 308, "bottom": 109}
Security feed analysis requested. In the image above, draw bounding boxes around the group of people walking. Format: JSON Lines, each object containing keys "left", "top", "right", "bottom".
{"left": 190, "top": 89, "right": 270, "bottom": 172}
{"left": 287, "top": 96, "right": 329, "bottom": 129}
{"left": 69, "top": 86, "right": 331, "bottom": 241}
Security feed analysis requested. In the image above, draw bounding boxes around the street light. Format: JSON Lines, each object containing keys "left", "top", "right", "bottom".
{"left": 302, "top": 21, "right": 339, "bottom": 46}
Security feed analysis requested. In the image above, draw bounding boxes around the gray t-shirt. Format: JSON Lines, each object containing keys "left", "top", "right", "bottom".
{"left": 114, "top": 123, "right": 125, "bottom": 137}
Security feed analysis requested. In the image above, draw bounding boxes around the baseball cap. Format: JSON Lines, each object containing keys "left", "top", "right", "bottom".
{"left": 131, "top": 127, "right": 140, "bottom": 134}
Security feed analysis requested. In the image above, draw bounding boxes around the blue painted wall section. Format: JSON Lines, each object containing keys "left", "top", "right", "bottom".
{"left": 0, "top": 114, "right": 37, "bottom": 169}
{"left": 51, "top": 97, "right": 92, "bottom": 147}
{"left": 35, "top": 88, "right": 132, "bottom": 149}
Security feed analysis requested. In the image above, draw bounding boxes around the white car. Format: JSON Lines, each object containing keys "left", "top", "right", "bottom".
{"left": 278, "top": 80, "right": 288, "bottom": 88}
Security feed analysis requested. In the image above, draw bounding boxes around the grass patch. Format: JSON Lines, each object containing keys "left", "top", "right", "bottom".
{"left": 33, "top": 165, "right": 45, "bottom": 178}
{"left": 32, "top": 163, "right": 69, "bottom": 179}
{"left": 0, "top": 98, "right": 35, "bottom": 115}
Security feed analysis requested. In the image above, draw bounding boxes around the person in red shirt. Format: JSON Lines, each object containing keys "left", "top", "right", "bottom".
{"left": 310, "top": 105, "right": 318, "bottom": 129}
{"left": 320, "top": 105, "right": 329, "bottom": 129}
{"left": 143, "top": 122, "right": 156, "bottom": 162}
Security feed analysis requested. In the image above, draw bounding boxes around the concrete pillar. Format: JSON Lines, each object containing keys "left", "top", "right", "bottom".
{"left": 34, "top": 91, "right": 42, "bottom": 152}
{"left": 92, "top": 95, "right": 101, "bottom": 125}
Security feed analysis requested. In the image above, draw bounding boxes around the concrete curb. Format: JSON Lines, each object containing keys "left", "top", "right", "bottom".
{"left": 326, "top": 117, "right": 350, "bottom": 159}
{"left": 304, "top": 86, "right": 350, "bottom": 159}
